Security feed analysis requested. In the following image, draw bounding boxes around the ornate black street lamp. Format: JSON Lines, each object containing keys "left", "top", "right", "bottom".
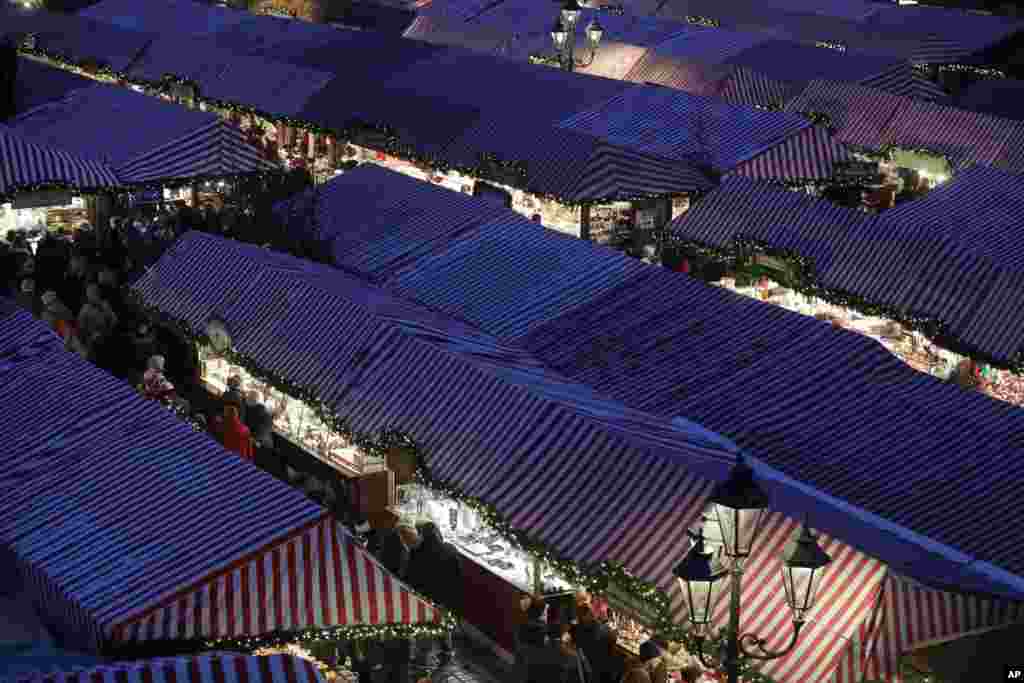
{"left": 673, "top": 457, "right": 833, "bottom": 683}
{"left": 546, "top": 0, "right": 603, "bottom": 72}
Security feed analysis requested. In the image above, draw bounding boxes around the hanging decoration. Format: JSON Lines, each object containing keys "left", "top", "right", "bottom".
{"left": 670, "top": 234, "right": 1024, "bottom": 375}
{"left": 0, "top": 181, "right": 115, "bottom": 206}
{"left": 123, "top": 289, "right": 686, "bottom": 642}
{"left": 16, "top": 46, "right": 701, "bottom": 208}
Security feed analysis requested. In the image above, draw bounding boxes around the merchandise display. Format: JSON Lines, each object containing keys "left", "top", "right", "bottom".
{"left": 716, "top": 276, "right": 963, "bottom": 380}
{"left": 200, "top": 347, "right": 387, "bottom": 475}
{"left": 1, "top": 197, "right": 88, "bottom": 236}
{"left": 346, "top": 143, "right": 584, "bottom": 237}
{"left": 392, "top": 483, "right": 575, "bottom": 594}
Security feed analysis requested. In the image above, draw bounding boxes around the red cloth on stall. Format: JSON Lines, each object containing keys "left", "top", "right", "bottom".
{"left": 220, "top": 406, "right": 254, "bottom": 461}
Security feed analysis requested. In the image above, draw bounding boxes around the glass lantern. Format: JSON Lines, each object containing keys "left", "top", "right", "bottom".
{"left": 710, "top": 457, "right": 770, "bottom": 562}
{"left": 781, "top": 525, "right": 832, "bottom": 622}
{"left": 673, "top": 530, "right": 727, "bottom": 631}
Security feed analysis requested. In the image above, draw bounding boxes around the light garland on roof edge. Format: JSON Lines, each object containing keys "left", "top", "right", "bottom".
{"left": 669, "top": 235, "right": 1024, "bottom": 375}
{"left": 17, "top": 43, "right": 710, "bottom": 206}
{"left": 119, "top": 288, "right": 773, "bottom": 665}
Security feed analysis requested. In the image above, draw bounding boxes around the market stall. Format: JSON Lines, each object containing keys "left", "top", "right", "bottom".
{"left": 0, "top": 123, "right": 120, "bottom": 241}
{"left": 199, "top": 342, "right": 388, "bottom": 479}
{"left": 107, "top": 514, "right": 445, "bottom": 646}
{"left": 10, "top": 654, "right": 329, "bottom": 683}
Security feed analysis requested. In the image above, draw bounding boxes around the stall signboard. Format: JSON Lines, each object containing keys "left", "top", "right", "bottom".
{"left": 605, "top": 580, "right": 663, "bottom": 627}
{"left": 12, "top": 191, "right": 75, "bottom": 210}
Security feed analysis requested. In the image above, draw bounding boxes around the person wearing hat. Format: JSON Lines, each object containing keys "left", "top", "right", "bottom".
{"left": 143, "top": 355, "right": 176, "bottom": 401}
{"left": 221, "top": 375, "right": 246, "bottom": 423}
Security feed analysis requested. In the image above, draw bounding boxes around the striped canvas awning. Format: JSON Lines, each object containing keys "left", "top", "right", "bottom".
{"left": 558, "top": 84, "right": 810, "bottom": 173}
{"left": 910, "top": 74, "right": 951, "bottom": 104}
{"left": 784, "top": 79, "right": 906, "bottom": 150}
{"left": 730, "top": 125, "right": 852, "bottom": 182}
{"left": 568, "top": 143, "right": 715, "bottom": 202}
{"left": 9, "top": 655, "right": 325, "bottom": 683}
{"left": 623, "top": 53, "right": 733, "bottom": 96}
{"left": 882, "top": 100, "right": 1018, "bottom": 169}
{"left": 0, "top": 305, "right": 325, "bottom": 654}
{"left": 109, "top": 515, "right": 441, "bottom": 642}
{"left": 706, "top": 514, "right": 890, "bottom": 683}
{"left": 115, "top": 120, "right": 278, "bottom": 185}
{"left": 858, "top": 574, "right": 1024, "bottom": 682}
{"left": 0, "top": 125, "right": 120, "bottom": 198}
{"left": 669, "top": 174, "right": 863, "bottom": 271}
{"left": 720, "top": 66, "right": 800, "bottom": 110}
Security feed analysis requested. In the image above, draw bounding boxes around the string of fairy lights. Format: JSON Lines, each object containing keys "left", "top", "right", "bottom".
{"left": 14, "top": 43, "right": 701, "bottom": 208}
{"left": 670, "top": 235, "right": 1024, "bottom": 375}
{"left": 122, "top": 287, "right": 779, "bottom": 680}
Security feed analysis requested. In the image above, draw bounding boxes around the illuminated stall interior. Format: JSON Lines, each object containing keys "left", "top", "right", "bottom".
{"left": 200, "top": 346, "right": 387, "bottom": 478}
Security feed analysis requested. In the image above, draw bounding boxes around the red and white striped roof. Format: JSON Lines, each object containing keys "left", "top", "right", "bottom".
{"left": 854, "top": 574, "right": 1024, "bottom": 683}
{"left": 109, "top": 515, "right": 441, "bottom": 643}
{"left": 693, "top": 513, "right": 889, "bottom": 683}
{"left": 10, "top": 654, "right": 325, "bottom": 683}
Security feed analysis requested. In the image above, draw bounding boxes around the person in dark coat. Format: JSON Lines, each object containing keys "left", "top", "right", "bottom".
{"left": 515, "top": 603, "right": 551, "bottom": 683}
{"left": 33, "top": 234, "right": 67, "bottom": 294}
{"left": 407, "top": 522, "right": 461, "bottom": 665}
{"left": 59, "top": 254, "right": 88, "bottom": 315}
{"left": 221, "top": 375, "right": 246, "bottom": 422}
{"left": 527, "top": 623, "right": 574, "bottom": 683}
{"left": 368, "top": 524, "right": 413, "bottom": 683}
{"left": 15, "top": 278, "right": 40, "bottom": 316}
{"left": 574, "top": 604, "right": 612, "bottom": 683}
{"left": 244, "top": 390, "right": 275, "bottom": 449}
{"left": 567, "top": 622, "right": 595, "bottom": 683}
{"left": 604, "top": 630, "right": 629, "bottom": 683}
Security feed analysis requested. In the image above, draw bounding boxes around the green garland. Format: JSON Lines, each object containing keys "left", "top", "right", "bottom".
{"left": 105, "top": 620, "right": 456, "bottom": 659}
{"left": 529, "top": 53, "right": 562, "bottom": 68}
{"left": 123, "top": 273, "right": 786, "bottom": 680}
{"left": 800, "top": 111, "right": 836, "bottom": 134}
{"left": 124, "top": 288, "right": 678, "bottom": 628}
{"left": 686, "top": 15, "right": 720, "bottom": 27}
{"left": 0, "top": 181, "right": 114, "bottom": 206}
{"left": 671, "top": 235, "right": 1024, "bottom": 375}
{"left": 18, "top": 46, "right": 699, "bottom": 208}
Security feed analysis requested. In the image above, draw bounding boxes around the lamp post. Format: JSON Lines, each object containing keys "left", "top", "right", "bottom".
{"left": 673, "top": 457, "right": 833, "bottom": 683}
{"left": 547, "top": 0, "right": 603, "bottom": 72}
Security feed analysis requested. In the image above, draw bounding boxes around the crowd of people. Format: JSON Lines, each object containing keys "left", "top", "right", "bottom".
{"left": 1, "top": 201, "right": 279, "bottom": 461}
{"left": 515, "top": 594, "right": 701, "bottom": 683}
